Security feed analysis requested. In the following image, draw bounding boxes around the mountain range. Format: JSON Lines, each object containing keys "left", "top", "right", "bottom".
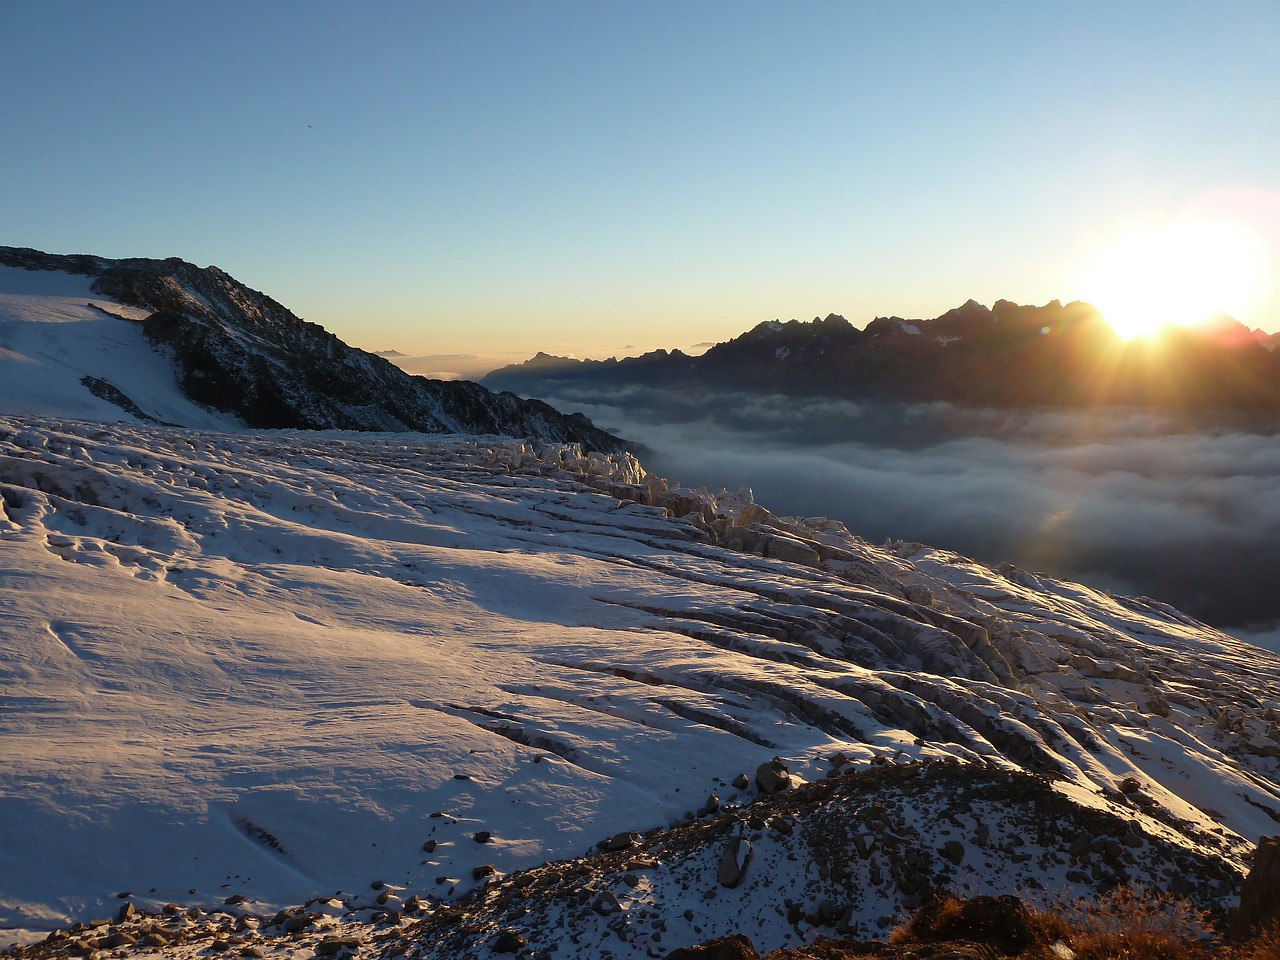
{"left": 484, "top": 300, "right": 1280, "bottom": 419}
{"left": 1, "top": 250, "right": 1278, "bottom": 958}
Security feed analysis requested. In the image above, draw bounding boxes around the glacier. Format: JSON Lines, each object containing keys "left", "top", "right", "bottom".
{"left": 1, "top": 416, "right": 1277, "bottom": 956}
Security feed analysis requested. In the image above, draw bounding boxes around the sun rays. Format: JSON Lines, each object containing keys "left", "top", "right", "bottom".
{"left": 1081, "top": 219, "right": 1270, "bottom": 340}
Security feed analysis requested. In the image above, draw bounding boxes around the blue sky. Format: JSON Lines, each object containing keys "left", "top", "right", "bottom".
{"left": 4, "top": 1, "right": 1279, "bottom": 361}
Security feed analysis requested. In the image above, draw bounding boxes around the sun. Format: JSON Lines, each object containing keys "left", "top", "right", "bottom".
{"left": 1081, "top": 219, "right": 1269, "bottom": 339}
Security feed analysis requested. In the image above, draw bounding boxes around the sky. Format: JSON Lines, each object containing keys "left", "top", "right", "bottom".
{"left": 4, "top": 1, "right": 1280, "bottom": 365}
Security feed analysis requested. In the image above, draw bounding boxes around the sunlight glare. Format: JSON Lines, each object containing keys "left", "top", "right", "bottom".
{"left": 1082, "top": 219, "right": 1269, "bottom": 339}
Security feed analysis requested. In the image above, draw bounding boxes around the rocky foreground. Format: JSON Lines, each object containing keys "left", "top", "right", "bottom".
{"left": 3, "top": 763, "right": 1269, "bottom": 960}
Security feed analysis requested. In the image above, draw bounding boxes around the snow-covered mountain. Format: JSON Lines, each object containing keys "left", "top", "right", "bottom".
{"left": 0, "top": 247, "right": 623, "bottom": 450}
{"left": 1, "top": 415, "right": 1276, "bottom": 957}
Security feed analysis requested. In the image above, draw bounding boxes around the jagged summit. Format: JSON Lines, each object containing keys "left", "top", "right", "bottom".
{"left": 0, "top": 246, "right": 625, "bottom": 450}
{"left": 484, "top": 298, "right": 1280, "bottom": 417}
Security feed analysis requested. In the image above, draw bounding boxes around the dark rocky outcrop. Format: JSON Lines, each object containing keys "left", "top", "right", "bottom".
{"left": 1, "top": 246, "right": 626, "bottom": 450}
{"left": 1234, "top": 835, "right": 1280, "bottom": 938}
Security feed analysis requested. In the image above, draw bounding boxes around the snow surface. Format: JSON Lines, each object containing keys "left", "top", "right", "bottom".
{"left": 0, "top": 266, "right": 241, "bottom": 430}
{"left": 1, "top": 416, "right": 1277, "bottom": 955}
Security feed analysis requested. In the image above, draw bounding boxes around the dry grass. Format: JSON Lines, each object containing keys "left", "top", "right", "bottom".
{"left": 880, "top": 887, "right": 1280, "bottom": 960}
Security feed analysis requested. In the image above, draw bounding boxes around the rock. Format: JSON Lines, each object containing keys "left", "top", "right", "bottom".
{"left": 703, "top": 793, "right": 720, "bottom": 816}
{"left": 473, "top": 864, "right": 496, "bottom": 879}
{"left": 755, "top": 757, "right": 791, "bottom": 795}
{"left": 315, "top": 937, "right": 361, "bottom": 956}
{"left": 941, "top": 840, "right": 965, "bottom": 865}
{"left": 717, "top": 836, "right": 752, "bottom": 888}
{"left": 492, "top": 931, "right": 527, "bottom": 953}
{"left": 1235, "top": 835, "right": 1280, "bottom": 937}
{"left": 666, "top": 933, "right": 760, "bottom": 959}
{"left": 732, "top": 773, "right": 750, "bottom": 790}
{"left": 472, "top": 830, "right": 492, "bottom": 843}
{"left": 282, "top": 913, "right": 314, "bottom": 933}
{"left": 422, "top": 839, "right": 437, "bottom": 853}
{"left": 593, "top": 891, "right": 623, "bottom": 916}
{"left": 115, "top": 902, "right": 135, "bottom": 923}
{"left": 101, "top": 932, "right": 136, "bottom": 949}
{"left": 817, "top": 900, "right": 844, "bottom": 923}
{"left": 1068, "top": 833, "right": 1092, "bottom": 858}
{"left": 603, "top": 831, "right": 638, "bottom": 852}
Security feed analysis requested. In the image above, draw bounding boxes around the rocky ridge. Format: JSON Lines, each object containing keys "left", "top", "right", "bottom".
{"left": 0, "top": 246, "right": 623, "bottom": 450}
{"left": 483, "top": 300, "right": 1280, "bottom": 417}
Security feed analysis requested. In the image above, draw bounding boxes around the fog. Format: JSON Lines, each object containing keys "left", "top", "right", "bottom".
{"left": 537, "top": 383, "right": 1280, "bottom": 653}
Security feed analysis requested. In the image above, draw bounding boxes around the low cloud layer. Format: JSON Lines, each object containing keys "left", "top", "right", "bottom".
{"left": 537, "top": 383, "right": 1280, "bottom": 652}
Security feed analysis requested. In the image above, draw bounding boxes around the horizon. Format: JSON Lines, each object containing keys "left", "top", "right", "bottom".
{"left": 5, "top": 2, "right": 1280, "bottom": 358}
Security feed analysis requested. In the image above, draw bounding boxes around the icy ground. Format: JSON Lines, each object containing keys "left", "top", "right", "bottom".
{"left": 1, "top": 417, "right": 1277, "bottom": 956}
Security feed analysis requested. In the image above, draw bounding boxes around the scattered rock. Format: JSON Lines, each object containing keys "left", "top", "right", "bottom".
{"left": 718, "top": 836, "right": 753, "bottom": 888}
{"left": 732, "top": 773, "right": 750, "bottom": 790}
{"left": 472, "top": 830, "right": 492, "bottom": 843}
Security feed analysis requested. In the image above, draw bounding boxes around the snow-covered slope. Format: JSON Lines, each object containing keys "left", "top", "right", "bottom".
{"left": 1, "top": 416, "right": 1276, "bottom": 955}
{"left": 0, "top": 248, "right": 624, "bottom": 450}
{"left": 0, "top": 266, "right": 240, "bottom": 429}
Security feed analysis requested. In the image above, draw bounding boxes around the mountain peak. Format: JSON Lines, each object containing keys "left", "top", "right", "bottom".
{"left": 0, "top": 245, "right": 626, "bottom": 450}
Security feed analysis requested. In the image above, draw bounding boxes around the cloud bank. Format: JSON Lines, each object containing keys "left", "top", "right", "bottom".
{"left": 537, "top": 383, "right": 1280, "bottom": 652}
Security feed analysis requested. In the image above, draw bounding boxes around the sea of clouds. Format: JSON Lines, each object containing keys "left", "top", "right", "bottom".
{"left": 533, "top": 382, "right": 1280, "bottom": 653}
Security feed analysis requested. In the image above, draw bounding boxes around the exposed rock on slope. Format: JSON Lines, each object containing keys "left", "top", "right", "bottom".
{"left": 0, "top": 246, "right": 624, "bottom": 449}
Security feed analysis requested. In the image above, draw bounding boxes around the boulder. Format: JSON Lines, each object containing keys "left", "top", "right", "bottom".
{"left": 1235, "top": 835, "right": 1280, "bottom": 937}
{"left": 755, "top": 757, "right": 792, "bottom": 795}
{"left": 492, "top": 931, "right": 527, "bottom": 953}
{"left": 941, "top": 840, "right": 965, "bottom": 866}
{"left": 717, "top": 836, "right": 752, "bottom": 888}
